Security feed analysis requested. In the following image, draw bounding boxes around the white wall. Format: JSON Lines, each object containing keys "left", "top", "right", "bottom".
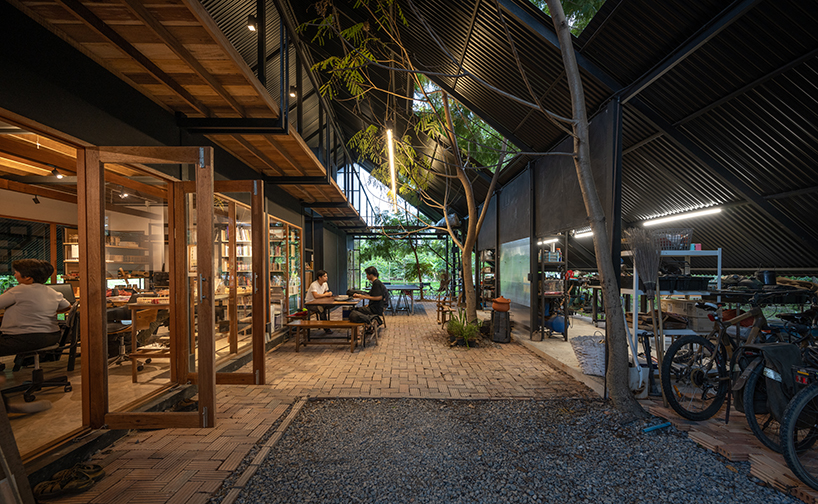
{"left": 0, "top": 188, "right": 78, "bottom": 225}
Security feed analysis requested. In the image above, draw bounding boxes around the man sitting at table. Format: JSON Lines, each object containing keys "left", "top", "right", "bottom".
{"left": 350, "top": 266, "right": 388, "bottom": 335}
{"left": 306, "top": 270, "right": 333, "bottom": 333}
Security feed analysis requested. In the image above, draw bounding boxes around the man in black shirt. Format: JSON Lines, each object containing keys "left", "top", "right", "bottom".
{"left": 350, "top": 266, "right": 388, "bottom": 324}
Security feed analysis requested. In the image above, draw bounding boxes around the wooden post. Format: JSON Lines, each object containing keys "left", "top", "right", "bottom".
{"left": 196, "top": 148, "right": 216, "bottom": 428}
{"left": 168, "top": 183, "right": 182, "bottom": 383}
{"left": 77, "top": 147, "right": 108, "bottom": 428}
{"left": 251, "top": 180, "right": 265, "bottom": 384}
{"left": 228, "top": 201, "right": 238, "bottom": 354}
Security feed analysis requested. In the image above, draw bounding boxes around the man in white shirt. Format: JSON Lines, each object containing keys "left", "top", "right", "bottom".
{"left": 305, "top": 270, "right": 333, "bottom": 333}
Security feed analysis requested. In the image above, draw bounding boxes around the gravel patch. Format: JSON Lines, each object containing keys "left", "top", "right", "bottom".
{"left": 227, "top": 398, "right": 799, "bottom": 504}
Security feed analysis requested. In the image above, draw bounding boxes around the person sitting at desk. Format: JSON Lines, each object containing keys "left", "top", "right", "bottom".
{"left": 306, "top": 270, "right": 333, "bottom": 333}
{"left": 350, "top": 266, "right": 388, "bottom": 335}
{"left": 0, "top": 259, "right": 70, "bottom": 414}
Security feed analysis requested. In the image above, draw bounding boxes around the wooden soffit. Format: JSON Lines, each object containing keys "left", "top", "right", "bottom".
{"left": 13, "top": 0, "right": 365, "bottom": 226}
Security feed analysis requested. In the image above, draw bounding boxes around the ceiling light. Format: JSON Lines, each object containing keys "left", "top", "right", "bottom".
{"left": 51, "top": 168, "right": 64, "bottom": 179}
{"left": 118, "top": 185, "right": 129, "bottom": 199}
{"left": 539, "top": 238, "right": 558, "bottom": 246}
{"left": 289, "top": 86, "right": 297, "bottom": 98}
{"left": 32, "top": 195, "right": 40, "bottom": 204}
{"left": 574, "top": 231, "right": 593, "bottom": 239}
{"left": 643, "top": 207, "right": 721, "bottom": 227}
{"left": 247, "top": 15, "right": 257, "bottom": 31}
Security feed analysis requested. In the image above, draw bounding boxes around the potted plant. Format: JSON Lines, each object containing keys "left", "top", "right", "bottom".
{"left": 446, "top": 309, "right": 481, "bottom": 348}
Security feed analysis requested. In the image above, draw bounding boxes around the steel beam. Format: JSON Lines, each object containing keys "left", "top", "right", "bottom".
{"left": 177, "top": 115, "right": 285, "bottom": 134}
{"left": 302, "top": 202, "right": 352, "bottom": 208}
{"left": 267, "top": 176, "right": 330, "bottom": 185}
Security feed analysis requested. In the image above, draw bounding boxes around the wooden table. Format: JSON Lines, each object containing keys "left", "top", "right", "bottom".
{"left": 126, "top": 301, "right": 170, "bottom": 383}
{"left": 385, "top": 284, "right": 420, "bottom": 315}
{"left": 304, "top": 298, "right": 360, "bottom": 314}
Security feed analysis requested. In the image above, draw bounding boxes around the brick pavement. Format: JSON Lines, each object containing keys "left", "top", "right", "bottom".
{"left": 47, "top": 301, "right": 590, "bottom": 503}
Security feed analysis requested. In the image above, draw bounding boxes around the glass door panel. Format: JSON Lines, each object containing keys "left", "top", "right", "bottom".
{"left": 269, "top": 217, "right": 287, "bottom": 332}
{"left": 288, "top": 226, "right": 302, "bottom": 314}
{"left": 103, "top": 165, "right": 172, "bottom": 409}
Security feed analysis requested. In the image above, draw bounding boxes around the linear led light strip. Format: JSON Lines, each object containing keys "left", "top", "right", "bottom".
{"left": 386, "top": 128, "right": 397, "bottom": 210}
{"left": 537, "top": 238, "right": 559, "bottom": 246}
{"left": 643, "top": 207, "right": 721, "bottom": 227}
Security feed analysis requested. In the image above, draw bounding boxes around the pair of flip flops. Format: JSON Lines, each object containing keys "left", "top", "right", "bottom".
{"left": 33, "top": 463, "right": 105, "bottom": 500}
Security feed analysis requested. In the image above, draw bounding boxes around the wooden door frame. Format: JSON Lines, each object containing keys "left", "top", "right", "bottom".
{"left": 179, "top": 180, "right": 267, "bottom": 386}
{"left": 78, "top": 146, "right": 215, "bottom": 430}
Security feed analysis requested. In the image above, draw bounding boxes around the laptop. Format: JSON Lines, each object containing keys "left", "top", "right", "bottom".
{"left": 49, "top": 283, "right": 77, "bottom": 305}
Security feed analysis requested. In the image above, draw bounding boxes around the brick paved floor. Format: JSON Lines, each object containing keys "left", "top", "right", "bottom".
{"left": 46, "top": 301, "right": 590, "bottom": 503}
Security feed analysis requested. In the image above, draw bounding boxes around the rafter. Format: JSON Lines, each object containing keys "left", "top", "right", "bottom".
{"left": 119, "top": 0, "right": 245, "bottom": 117}
{"left": 232, "top": 136, "right": 285, "bottom": 176}
{"left": 55, "top": 0, "right": 212, "bottom": 117}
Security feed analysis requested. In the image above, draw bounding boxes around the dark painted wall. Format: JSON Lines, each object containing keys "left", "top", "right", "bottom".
{"left": 323, "top": 225, "right": 347, "bottom": 294}
{"left": 534, "top": 104, "right": 615, "bottom": 238}
{"left": 498, "top": 171, "right": 531, "bottom": 244}
{"left": 477, "top": 196, "right": 497, "bottom": 251}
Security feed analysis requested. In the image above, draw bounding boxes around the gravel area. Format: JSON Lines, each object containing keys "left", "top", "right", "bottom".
{"left": 230, "top": 398, "right": 799, "bottom": 504}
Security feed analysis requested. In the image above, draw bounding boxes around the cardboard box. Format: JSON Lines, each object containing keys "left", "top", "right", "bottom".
{"left": 660, "top": 298, "right": 712, "bottom": 333}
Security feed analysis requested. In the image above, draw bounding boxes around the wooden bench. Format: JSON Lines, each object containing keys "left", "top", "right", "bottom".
{"left": 287, "top": 320, "right": 367, "bottom": 353}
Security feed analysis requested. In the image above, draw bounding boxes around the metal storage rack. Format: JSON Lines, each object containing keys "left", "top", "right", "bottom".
{"left": 538, "top": 234, "right": 570, "bottom": 341}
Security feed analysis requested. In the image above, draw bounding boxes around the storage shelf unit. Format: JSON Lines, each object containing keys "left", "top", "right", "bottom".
{"left": 538, "top": 235, "right": 569, "bottom": 341}
{"left": 268, "top": 217, "right": 303, "bottom": 332}
{"left": 478, "top": 248, "right": 496, "bottom": 308}
{"left": 622, "top": 248, "right": 723, "bottom": 356}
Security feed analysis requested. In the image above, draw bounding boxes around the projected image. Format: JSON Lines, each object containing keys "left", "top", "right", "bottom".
{"left": 499, "top": 237, "right": 530, "bottom": 307}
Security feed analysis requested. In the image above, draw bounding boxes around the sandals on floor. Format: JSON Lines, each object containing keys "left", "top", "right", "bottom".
{"left": 33, "top": 471, "right": 95, "bottom": 500}
{"left": 53, "top": 463, "right": 106, "bottom": 482}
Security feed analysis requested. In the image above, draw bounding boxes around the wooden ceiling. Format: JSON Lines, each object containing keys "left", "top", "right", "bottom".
{"left": 10, "top": 0, "right": 364, "bottom": 227}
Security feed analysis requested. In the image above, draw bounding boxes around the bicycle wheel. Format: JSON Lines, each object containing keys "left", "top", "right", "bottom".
{"left": 661, "top": 334, "right": 728, "bottom": 421}
{"left": 782, "top": 383, "right": 818, "bottom": 491}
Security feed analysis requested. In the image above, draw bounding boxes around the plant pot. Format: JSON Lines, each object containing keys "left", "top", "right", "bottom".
{"left": 492, "top": 296, "right": 510, "bottom": 312}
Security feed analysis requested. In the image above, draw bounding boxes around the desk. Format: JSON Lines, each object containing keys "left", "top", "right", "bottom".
{"left": 126, "top": 301, "right": 170, "bottom": 383}
{"left": 385, "top": 284, "right": 420, "bottom": 315}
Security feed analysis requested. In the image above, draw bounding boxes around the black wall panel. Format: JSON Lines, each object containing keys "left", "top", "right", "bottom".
{"left": 535, "top": 103, "right": 616, "bottom": 238}
{"left": 477, "top": 196, "right": 497, "bottom": 251}
{"left": 497, "top": 171, "right": 531, "bottom": 244}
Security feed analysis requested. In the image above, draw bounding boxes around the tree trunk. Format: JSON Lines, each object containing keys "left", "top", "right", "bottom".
{"left": 410, "top": 238, "right": 426, "bottom": 300}
{"left": 462, "top": 247, "right": 476, "bottom": 320}
{"left": 545, "top": 0, "right": 646, "bottom": 419}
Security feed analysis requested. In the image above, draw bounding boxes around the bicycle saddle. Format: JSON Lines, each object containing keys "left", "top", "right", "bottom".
{"left": 695, "top": 302, "right": 721, "bottom": 312}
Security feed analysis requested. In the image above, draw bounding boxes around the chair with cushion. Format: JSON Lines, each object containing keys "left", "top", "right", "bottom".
{"left": 1, "top": 302, "right": 78, "bottom": 403}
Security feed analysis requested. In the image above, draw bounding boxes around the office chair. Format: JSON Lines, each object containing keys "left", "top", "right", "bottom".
{"left": 2, "top": 302, "right": 78, "bottom": 403}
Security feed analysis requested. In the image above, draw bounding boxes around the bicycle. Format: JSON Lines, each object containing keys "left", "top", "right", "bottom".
{"left": 780, "top": 347, "right": 818, "bottom": 491}
{"left": 742, "top": 307, "right": 817, "bottom": 452}
{"left": 660, "top": 293, "right": 779, "bottom": 421}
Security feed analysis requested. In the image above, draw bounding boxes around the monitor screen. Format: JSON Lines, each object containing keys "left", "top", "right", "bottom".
{"left": 49, "top": 283, "right": 76, "bottom": 305}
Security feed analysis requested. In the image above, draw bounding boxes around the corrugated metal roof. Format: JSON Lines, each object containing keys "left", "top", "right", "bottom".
{"left": 270, "top": 0, "right": 817, "bottom": 268}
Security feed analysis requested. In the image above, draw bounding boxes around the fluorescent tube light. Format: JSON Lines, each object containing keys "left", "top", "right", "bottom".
{"left": 574, "top": 231, "right": 593, "bottom": 239}
{"left": 539, "top": 238, "right": 558, "bottom": 245}
{"left": 643, "top": 207, "right": 721, "bottom": 227}
{"left": 386, "top": 128, "right": 397, "bottom": 208}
